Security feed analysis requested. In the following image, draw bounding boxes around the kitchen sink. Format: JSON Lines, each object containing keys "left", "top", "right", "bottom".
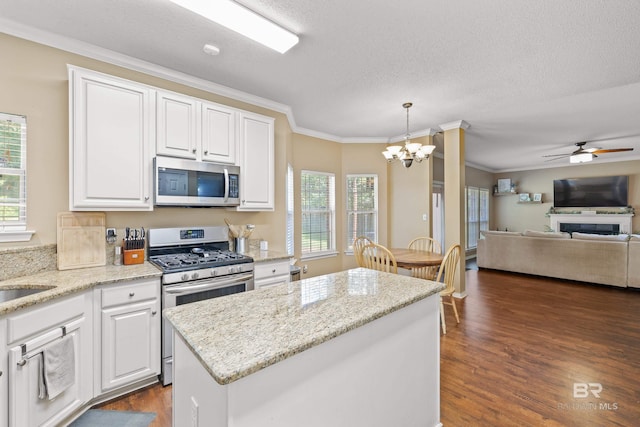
{"left": 0, "top": 287, "right": 54, "bottom": 303}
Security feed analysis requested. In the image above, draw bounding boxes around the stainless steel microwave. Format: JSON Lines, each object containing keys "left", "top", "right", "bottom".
{"left": 154, "top": 156, "right": 240, "bottom": 207}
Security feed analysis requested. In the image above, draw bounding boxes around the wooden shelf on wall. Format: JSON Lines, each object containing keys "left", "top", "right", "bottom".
{"left": 493, "top": 192, "right": 517, "bottom": 197}
{"left": 517, "top": 200, "right": 542, "bottom": 204}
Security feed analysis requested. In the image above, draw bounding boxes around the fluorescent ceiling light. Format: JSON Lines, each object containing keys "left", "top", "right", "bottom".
{"left": 570, "top": 152, "right": 594, "bottom": 163}
{"left": 170, "top": 0, "right": 299, "bottom": 53}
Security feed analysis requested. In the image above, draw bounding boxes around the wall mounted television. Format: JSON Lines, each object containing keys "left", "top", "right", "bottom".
{"left": 553, "top": 175, "right": 628, "bottom": 208}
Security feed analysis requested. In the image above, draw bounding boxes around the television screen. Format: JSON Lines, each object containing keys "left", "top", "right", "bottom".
{"left": 553, "top": 175, "right": 628, "bottom": 208}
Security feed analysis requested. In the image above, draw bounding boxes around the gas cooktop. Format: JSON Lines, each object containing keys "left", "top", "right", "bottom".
{"left": 149, "top": 249, "right": 253, "bottom": 273}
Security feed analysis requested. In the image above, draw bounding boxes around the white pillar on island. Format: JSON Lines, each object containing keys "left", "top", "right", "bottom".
{"left": 166, "top": 268, "right": 444, "bottom": 427}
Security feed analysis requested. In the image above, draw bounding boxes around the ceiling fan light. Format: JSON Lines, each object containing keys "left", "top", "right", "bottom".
{"left": 570, "top": 152, "right": 594, "bottom": 163}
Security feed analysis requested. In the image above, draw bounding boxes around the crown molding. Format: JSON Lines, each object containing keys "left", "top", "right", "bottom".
{"left": 0, "top": 19, "right": 299, "bottom": 126}
{"left": 1, "top": 19, "right": 468, "bottom": 146}
{"left": 439, "top": 120, "right": 470, "bottom": 131}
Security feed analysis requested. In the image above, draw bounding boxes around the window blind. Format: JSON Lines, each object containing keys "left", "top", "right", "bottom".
{"left": 0, "top": 113, "right": 27, "bottom": 231}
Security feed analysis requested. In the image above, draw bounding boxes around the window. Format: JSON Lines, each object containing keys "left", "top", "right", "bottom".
{"left": 0, "top": 113, "right": 27, "bottom": 233}
{"left": 345, "top": 174, "right": 378, "bottom": 251}
{"left": 301, "top": 170, "right": 335, "bottom": 256}
{"left": 466, "top": 186, "right": 489, "bottom": 250}
{"left": 286, "top": 163, "right": 294, "bottom": 256}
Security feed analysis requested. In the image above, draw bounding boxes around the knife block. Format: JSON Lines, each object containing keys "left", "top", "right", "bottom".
{"left": 123, "top": 248, "right": 144, "bottom": 265}
{"left": 123, "top": 238, "right": 145, "bottom": 265}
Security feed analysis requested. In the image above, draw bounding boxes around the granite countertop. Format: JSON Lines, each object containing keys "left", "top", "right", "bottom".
{"left": 164, "top": 267, "right": 444, "bottom": 385}
{"left": 0, "top": 262, "right": 162, "bottom": 316}
{"left": 240, "top": 248, "right": 291, "bottom": 263}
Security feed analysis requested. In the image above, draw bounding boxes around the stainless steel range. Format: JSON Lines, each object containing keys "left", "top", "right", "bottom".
{"left": 148, "top": 226, "right": 254, "bottom": 386}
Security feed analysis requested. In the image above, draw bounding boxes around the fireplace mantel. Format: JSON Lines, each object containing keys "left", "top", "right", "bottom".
{"left": 549, "top": 213, "right": 633, "bottom": 234}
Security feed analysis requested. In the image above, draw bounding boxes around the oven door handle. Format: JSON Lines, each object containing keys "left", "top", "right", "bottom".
{"left": 164, "top": 273, "right": 253, "bottom": 294}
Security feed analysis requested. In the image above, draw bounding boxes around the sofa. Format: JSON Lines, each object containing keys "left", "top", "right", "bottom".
{"left": 477, "top": 230, "right": 636, "bottom": 288}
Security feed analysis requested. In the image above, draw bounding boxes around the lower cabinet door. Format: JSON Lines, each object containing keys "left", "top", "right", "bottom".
{"left": 101, "top": 300, "right": 160, "bottom": 391}
{"left": 8, "top": 328, "right": 86, "bottom": 427}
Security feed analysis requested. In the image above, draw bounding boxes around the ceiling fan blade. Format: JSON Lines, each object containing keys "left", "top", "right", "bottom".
{"left": 544, "top": 155, "right": 571, "bottom": 162}
{"left": 590, "top": 148, "right": 633, "bottom": 154}
{"left": 542, "top": 153, "right": 571, "bottom": 158}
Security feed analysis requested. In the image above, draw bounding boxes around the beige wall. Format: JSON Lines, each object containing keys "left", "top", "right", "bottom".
{"left": 493, "top": 161, "right": 640, "bottom": 232}
{"left": 0, "top": 32, "right": 291, "bottom": 251}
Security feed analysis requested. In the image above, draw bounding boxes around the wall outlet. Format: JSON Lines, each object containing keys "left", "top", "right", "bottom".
{"left": 302, "top": 264, "right": 308, "bottom": 274}
{"left": 422, "top": 213, "right": 428, "bottom": 221}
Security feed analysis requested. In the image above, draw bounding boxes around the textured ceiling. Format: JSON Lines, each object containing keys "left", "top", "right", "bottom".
{"left": 2, "top": 0, "right": 640, "bottom": 171}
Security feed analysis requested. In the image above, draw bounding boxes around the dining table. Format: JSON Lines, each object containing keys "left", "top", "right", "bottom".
{"left": 389, "top": 247, "right": 444, "bottom": 270}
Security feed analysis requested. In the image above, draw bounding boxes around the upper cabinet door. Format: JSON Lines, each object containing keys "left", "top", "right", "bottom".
{"left": 69, "top": 66, "right": 153, "bottom": 211}
{"left": 237, "top": 112, "right": 275, "bottom": 211}
{"left": 201, "top": 102, "right": 237, "bottom": 164}
{"left": 156, "top": 91, "right": 198, "bottom": 160}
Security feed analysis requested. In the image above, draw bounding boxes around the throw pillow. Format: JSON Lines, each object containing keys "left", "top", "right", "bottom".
{"left": 571, "top": 232, "right": 630, "bottom": 241}
{"left": 522, "top": 230, "right": 570, "bottom": 239}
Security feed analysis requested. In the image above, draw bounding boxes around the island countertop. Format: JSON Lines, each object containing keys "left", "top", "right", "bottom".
{"left": 164, "top": 267, "right": 444, "bottom": 385}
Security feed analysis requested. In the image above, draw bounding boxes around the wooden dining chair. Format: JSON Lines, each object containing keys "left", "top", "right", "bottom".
{"left": 408, "top": 237, "right": 442, "bottom": 280}
{"left": 353, "top": 236, "right": 373, "bottom": 267}
{"left": 435, "top": 244, "right": 461, "bottom": 334}
{"left": 361, "top": 243, "right": 398, "bottom": 274}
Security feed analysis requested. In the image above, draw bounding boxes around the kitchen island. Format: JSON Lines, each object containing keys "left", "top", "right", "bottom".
{"left": 165, "top": 268, "right": 444, "bottom": 427}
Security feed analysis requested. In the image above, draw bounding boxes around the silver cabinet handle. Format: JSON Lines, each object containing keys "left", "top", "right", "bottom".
{"left": 272, "top": 269, "right": 276, "bottom": 274}
{"left": 204, "top": 150, "right": 208, "bottom": 154}
{"left": 129, "top": 292, "right": 135, "bottom": 297}
{"left": 0, "top": 370, "right": 3, "bottom": 377}
{"left": 192, "top": 148, "right": 197, "bottom": 153}
{"left": 17, "top": 359, "right": 26, "bottom": 367}
{"left": 144, "top": 196, "right": 150, "bottom": 201}
{"left": 152, "top": 310, "right": 157, "bottom": 316}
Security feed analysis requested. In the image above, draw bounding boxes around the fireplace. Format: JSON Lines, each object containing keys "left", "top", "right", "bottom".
{"left": 559, "top": 223, "right": 620, "bottom": 235}
{"left": 549, "top": 213, "right": 633, "bottom": 234}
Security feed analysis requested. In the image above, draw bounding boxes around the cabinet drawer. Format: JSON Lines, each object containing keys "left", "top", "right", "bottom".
{"left": 101, "top": 279, "right": 159, "bottom": 308}
{"left": 7, "top": 293, "right": 87, "bottom": 345}
{"left": 254, "top": 260, "right": 290, "bottom": 279}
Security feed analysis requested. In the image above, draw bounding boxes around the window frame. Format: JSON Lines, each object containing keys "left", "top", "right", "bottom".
{"left": 466, "top": 186, "right": 489, "bottom": 250}
{"left": 345, "top": 174, "right": 378, "bottom": 253}
{"left": 300, "top": 170, "right": 337, "bottom": 259}
{"left": 0, "top": 112, "right": 33, "bottom": 242}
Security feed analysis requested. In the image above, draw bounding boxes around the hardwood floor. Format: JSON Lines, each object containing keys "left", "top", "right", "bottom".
{"left": 99, "top": 269, "right": 640, "bottom": 426}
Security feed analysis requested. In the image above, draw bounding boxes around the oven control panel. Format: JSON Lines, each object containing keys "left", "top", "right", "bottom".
{"left": 180, "top": 229, "right": 205, "bottom": 240}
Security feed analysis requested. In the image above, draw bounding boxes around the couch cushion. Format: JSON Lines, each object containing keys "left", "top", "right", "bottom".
{"left": 630, "top": 234, "right": 640, "bottom": 241}
{"left": 522, "top": 230, "right": 570, "bottom": 239}
{"left": 571, "top": 232, "right": 629, "bottom": 241}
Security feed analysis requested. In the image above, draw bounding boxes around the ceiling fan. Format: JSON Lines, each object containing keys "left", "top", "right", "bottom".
{"left": 543, "top": 141, "right": 634, "bottom": 164}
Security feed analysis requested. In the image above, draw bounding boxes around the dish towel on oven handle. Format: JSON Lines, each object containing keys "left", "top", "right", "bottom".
{"left": 38, "top": 334, "right": 75, "bottom": 400}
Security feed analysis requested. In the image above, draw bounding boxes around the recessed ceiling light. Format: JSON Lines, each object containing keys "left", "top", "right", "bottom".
{"left": 203, "top": 44, "right": 220, "bottom": 56}
{"left": 170, "top": 0, "right": 299, "bottom": 54}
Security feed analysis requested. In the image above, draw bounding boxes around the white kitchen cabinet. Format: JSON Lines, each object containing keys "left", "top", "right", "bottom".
{"left": 237, "top": 111, "right": 275, "bottom": 211}
{"left": 156, "top": 91, "right": 237, "bottom": 164}
{"left": 96, "top": 278, "right": 160, "bottom": 393}
{"left": 0, "top": 318, "right": 6, "bottom": 427}
{"left": 201, "top": 101, "right": 237, "bottom": 164}
{"left": 254, "top": 259, "right": 290, "bottom": 289}
{"left": 69, "top": 65, "right": 154, "bottom": 211}
{"left": 156, "top": 91, "right": 198, "bottom": 160}
{"left": 6, "top": 292, "right": 92, "bottom": 427}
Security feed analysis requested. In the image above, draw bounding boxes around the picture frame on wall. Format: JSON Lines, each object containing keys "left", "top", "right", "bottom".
{"left": 497, "top": 178, "right": 511, "bottom": 193}
{"left": 533, "top": 193, "right": 542, "bottom": 202}
{"left": 519, "top": 193, "right": 530, "bottom": 202}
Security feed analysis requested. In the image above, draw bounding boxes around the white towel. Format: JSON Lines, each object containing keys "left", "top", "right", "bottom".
{"left": 40, "top": 334, "right": 75, "bottom": 400}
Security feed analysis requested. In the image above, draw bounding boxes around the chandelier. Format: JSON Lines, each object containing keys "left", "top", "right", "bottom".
{"left": 382, "top": 102, "right": 436, "bottom": 168}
